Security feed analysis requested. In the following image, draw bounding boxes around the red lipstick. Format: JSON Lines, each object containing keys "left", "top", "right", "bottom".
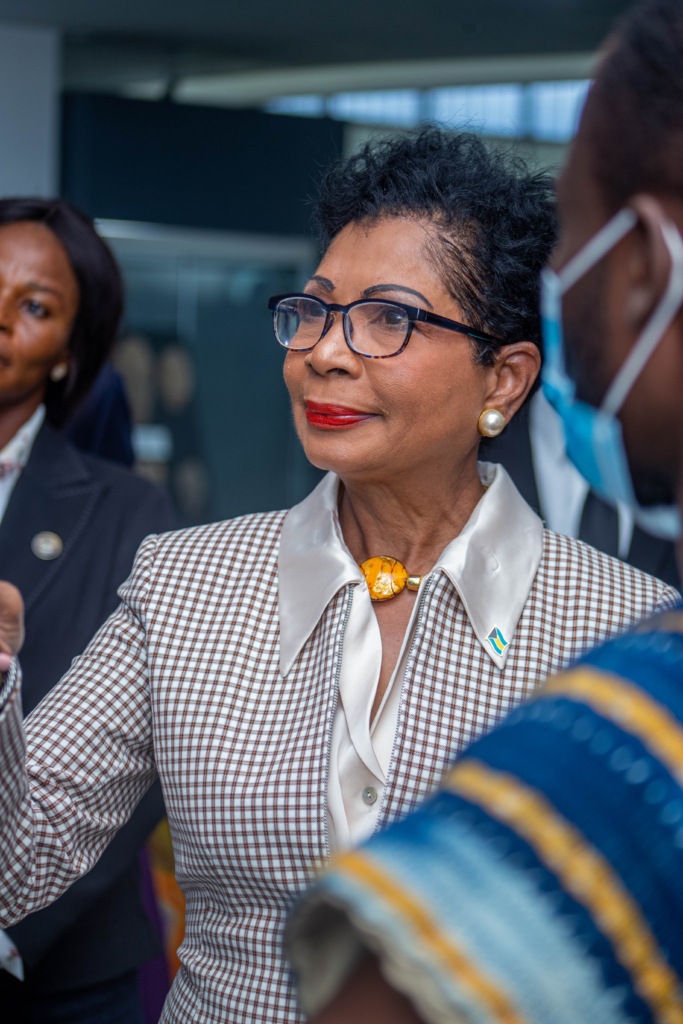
{"left": 304, "top": 401, "right": 376, "bottom": 430}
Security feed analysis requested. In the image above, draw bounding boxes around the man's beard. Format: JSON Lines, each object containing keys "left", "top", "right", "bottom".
{"left": 562, "top": 267, "right": 677, "bottom": 509}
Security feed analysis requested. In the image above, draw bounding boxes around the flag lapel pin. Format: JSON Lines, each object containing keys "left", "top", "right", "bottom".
{"left": 486, "top": 626, "right": 509, "bottom": 657}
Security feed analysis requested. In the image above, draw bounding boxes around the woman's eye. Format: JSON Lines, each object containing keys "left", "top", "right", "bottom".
{"left": 301, "top": 304, "right": 325, "bottom": 321}
{"left": 23, "top": 300, "right": 48, "bottom": 318}
{"left": 375, "top": 308, "right": 406, "bottom": 328}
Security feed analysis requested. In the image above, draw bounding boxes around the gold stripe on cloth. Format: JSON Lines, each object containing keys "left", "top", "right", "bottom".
{"left": 542, "top": 668, "right": 683, "bottom": 789}
{"left": 333, "top": 849, "right": 528, "bottom": 1024}
{"left": 445, "top": 759, "right": 683, "bottom": 1024}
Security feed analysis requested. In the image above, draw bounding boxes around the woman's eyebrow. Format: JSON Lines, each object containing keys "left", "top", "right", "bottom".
{"left": 306, "top": 275, "right": 335, "bottom": 292}
{"left": 24, "top": 281, "right": 61, "bottom": 297}
{"left": 362, "top": 283, "right": 433, "bottom": 308}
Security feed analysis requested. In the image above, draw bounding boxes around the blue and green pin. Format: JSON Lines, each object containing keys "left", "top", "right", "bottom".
{"left": 486, "top": 626, "right": 509, "bottom": 656}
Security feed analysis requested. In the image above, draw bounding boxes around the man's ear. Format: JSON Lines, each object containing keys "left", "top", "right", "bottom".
{"left": 485, "top": 342, "right": 542, "bottom": 423}
{"left": 622, "top": 195, "right": 678, "bottom": 331}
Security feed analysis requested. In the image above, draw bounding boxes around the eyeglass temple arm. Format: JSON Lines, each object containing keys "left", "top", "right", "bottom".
{"left": 420, "top": 309, "right": 504, "bottom": 344}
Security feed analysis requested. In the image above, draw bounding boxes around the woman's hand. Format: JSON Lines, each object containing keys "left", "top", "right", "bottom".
{"left": 0, "top": 581, "right": 24, "bottom": 672}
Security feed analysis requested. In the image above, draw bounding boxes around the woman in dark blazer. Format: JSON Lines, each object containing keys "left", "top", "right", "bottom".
{"left": 0, "top": 199, "right": 175, "bottom": 1024}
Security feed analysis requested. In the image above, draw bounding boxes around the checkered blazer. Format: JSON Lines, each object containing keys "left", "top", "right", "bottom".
{"left": 0, "top": 512, "right": 678, "bottom": 1023}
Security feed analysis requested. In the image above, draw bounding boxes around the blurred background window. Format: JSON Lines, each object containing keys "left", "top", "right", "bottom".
{"left": 427, "top": 84, "right": 523, "bottom": 135}
{"left": 326, "top": 89, "right": 423, "bottom": 127}
{"left": 265, "top": 79, "right": 591, "bottom": 143}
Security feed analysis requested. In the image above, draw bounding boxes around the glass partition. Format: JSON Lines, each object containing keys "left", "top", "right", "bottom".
{"left": 100, "top": 220, "right": 323, "bottom": 526}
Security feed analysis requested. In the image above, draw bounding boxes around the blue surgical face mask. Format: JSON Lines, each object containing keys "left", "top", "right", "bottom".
{"left": 541, "top": 207, "right": 683, "bottom": 541}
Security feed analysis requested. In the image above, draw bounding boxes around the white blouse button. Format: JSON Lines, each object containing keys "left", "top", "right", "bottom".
{"left": 362, "top": 786, "right": 378, "bottom": 806}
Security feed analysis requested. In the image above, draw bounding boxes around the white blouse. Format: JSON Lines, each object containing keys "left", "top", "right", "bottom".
{"left": 0, "top": 404, "right": 44, "bottom": 525}
{"left": 278, "top": 462, "right": 545, "bottom": 849}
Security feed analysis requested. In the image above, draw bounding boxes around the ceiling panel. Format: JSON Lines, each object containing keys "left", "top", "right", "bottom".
{"left": 0, "top": 0, "right": 635, "bottom": 67}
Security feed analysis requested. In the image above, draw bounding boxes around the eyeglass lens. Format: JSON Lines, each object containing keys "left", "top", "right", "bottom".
{"left": 274, "top": 297, "right": 411, "bottom": 357}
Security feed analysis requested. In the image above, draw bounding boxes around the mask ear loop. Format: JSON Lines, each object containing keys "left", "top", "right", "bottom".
{"left": 542, "top": 208, "right": 638, "bottom": 400}
{"left": 601, "top": 219, "right": 683, "bottom": 417}
{"left": 558, "top": 208, "right": 638, "bottom": 292}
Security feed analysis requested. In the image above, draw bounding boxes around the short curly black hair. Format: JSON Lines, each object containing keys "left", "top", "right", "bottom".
{"left": 314, "top": 127, "right": 557, "bottom": 364}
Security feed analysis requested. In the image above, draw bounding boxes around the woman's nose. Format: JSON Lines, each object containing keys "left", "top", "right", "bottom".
{"left": 305, "top": 311, "right": 361, "bottom": 376}
{"left": 0, "top": 295, "right": 13, "bottom": 333}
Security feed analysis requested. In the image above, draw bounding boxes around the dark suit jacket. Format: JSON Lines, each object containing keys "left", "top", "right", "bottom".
{"left": 0, "top": 422, "right": 176, "bottom": 993}
{"left": 486, "top": 405, "right": 681, "bottom": 590}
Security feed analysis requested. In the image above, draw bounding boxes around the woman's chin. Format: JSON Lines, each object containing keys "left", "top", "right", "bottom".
{"left": 300, "top": 428, "right": 387, "bottom": 479}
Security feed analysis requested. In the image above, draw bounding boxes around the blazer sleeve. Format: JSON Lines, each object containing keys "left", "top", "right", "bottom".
{"left": 0, "top": 535, "right": 159, "bottom": 927}
{"left": 654, "top": 582, "right": 682, "bottom": 611}
{"left": 5, "top": 781, "right": 166, "bottom": 969}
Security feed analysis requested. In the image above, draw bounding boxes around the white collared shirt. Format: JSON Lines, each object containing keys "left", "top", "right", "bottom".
{"left": 0, "top": 405, "right": 45, "bottom": 525}
{"left": 529, "top": 390, "right": 634, "bottom": 558}
{"left": 278, "top": 462, "right": 544, "bottom": 850}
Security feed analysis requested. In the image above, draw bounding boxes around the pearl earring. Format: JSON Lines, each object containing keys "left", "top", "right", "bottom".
{"left": 50, "top": 363, "right": 68, "bottom": 382}
{"left": 478, "top": 408, "right": 505, "bottom": 437}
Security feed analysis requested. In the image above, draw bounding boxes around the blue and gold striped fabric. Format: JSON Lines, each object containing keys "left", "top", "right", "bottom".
{"left": 290, "top": 609, "right": 683, "bottom": 1024}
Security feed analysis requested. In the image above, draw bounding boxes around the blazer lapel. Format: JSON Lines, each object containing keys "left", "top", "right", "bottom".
{"left": 0, "top": 424, "right": 103, "bottom": 612}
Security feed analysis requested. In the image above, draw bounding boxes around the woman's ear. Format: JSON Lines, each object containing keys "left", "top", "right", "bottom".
{"left": 484, "top": 342, "right": 541, "bottom": 423}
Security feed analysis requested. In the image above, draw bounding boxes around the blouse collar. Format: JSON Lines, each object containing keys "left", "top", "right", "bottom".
{"left": 278, "top": 462, "right": 544, "bottom": 677}
{"left": 0, "top": 404, "right": 45, "bottom": 478}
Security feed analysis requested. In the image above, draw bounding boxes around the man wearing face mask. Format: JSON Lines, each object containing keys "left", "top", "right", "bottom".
{"left": 487, "top": 388, "right": 681, "bottom": 587}
{"left": 286, "top": 2, "right": 683, "bottom": 1022}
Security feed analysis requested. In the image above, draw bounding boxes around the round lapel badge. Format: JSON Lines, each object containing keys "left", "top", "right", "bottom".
{"left": 31, "top": 531, "right": 63, "bottom": 560}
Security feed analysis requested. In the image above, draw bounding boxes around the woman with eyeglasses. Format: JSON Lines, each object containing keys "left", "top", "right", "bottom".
{"left": 0, "top": 129, "right": 677, "bottom": 1024}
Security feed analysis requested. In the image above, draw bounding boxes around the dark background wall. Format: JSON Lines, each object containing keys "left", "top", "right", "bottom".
{"left": 61, "top": 93, "right": 344, "bottom": 234}
{"left": 60, "top": 94, "right": 334, "bottom": 523}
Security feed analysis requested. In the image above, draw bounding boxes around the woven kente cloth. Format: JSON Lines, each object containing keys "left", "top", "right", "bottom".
{"left": 290, "top": 608, "right": 683, "bottom": 1024}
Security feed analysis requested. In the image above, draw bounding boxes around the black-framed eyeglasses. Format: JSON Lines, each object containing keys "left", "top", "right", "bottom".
{"left": 267, "top": 294, "right": 504, "bottom": 359}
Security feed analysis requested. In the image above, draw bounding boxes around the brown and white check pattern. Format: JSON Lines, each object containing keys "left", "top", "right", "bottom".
{"left": 0, "top": 512, "right": 678, "bottom": 1022}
